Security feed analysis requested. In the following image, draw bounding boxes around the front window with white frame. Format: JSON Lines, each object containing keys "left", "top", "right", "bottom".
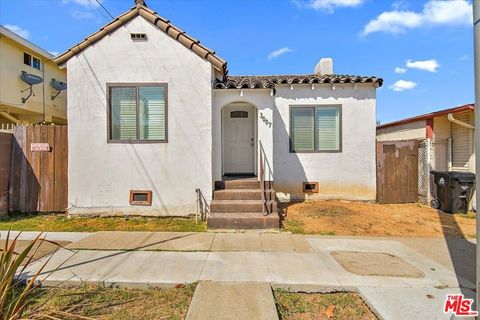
{"left": 290, "top": 105, "right": 341, "bottom": 152}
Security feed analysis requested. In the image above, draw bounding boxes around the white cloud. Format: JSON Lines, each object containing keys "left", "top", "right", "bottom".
{"left": 406, "top": 59, "right": 439, "bottom": 72}
{"left": 62, "top": 0, "right": 100, "bottom": 8}
{"left": 363, "top": 11, "right": 422, "bottom": 35}
{"left": 363, "top": 0, "right": 472, "bottom": 35}
{"left": 394, "top": 67, "right": 407, "bottom": 74}
{"left": 3, "top": 24, "right": 30, "bottom": 39}
{"left": 49, "top": 51, "right": 59, "bottom": 56}
{"left": 392, "top": 0, "right": 409, "bottom": 10}
{"left": 71, "top": 10, "right": 95, "bottom": 19}
{"left": 293, "top": 0, "right": 364, "bottom": 13}
{"left": 389, "top": 80, "right": 417, "bottom": 92}
{"left": 268, "top": 47, "right": 294, "bottom": 60}
{"left": 460, "top": 54, "right": 469, "bottom": 60}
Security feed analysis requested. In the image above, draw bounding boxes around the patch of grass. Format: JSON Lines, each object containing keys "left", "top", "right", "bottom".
{"left": 305, "top": 204, "right": 356, "bottom": 218}
{"left": 456, "top": 211, "right": 476, "bottom": 220}
{"left": 0, "top": 213, "right": 207, "bottom": 232}
{"left": 282, "top": 219, "right": 306, "bottom": 234}
{"left": 274, "top": 290, "right": 377, "bottom": 320}
{"left": 27, "top": 284, "right": 196, "bottom": 320}
{"left": 319, "top": 230, "right": 336, "bottom": 236}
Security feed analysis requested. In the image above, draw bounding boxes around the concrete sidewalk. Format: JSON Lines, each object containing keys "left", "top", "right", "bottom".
{"left": 23, "top": 232, "right": 476, "bottom": 320}
{"left": 0, "top": 230, "right": 93, "bottom": 242}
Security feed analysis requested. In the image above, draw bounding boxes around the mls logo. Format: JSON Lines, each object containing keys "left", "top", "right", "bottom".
{"left": 444, "top": 294, "right": 478, "bottom": 317}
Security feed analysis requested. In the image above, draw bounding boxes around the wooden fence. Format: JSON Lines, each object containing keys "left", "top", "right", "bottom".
{"left": 9, "top": 125, "right": 68, "bottom": 213}
{"left": 0, "top": 132, "right": 12, "bottom": 216}
{"left": 376, "top": 140, "right": 419, "bottom": 204}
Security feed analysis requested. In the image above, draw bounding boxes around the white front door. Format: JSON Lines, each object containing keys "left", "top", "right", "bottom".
{"left": 223, "top": 105, "right": 255, "bottom": 174}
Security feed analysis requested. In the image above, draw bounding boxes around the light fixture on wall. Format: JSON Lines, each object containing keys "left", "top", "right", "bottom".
{"left": 311, "top": 84, "right": 315, "bottom": 90}
{"left": 290, "top": 84, "right": 294, "bottom": 91}
{"left": 331, "top": 84, "right": 336, "bottom": 90}
{"left": 240, "top": 89, "right": 244, "bottom": 97}
{"left": 353, "top": 84, "right": 358, "bottom": 90}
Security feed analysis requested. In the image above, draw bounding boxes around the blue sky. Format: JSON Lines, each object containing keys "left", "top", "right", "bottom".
{"left": 0, "top": 0, "right": 475, "bottom": 123}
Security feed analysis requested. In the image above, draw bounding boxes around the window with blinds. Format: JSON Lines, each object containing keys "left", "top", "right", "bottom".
{"left": 109, "top": 84, "right": 167, "bottom": 142}
{"left": 290, "top": 106, "right": 341, "bottom": 152}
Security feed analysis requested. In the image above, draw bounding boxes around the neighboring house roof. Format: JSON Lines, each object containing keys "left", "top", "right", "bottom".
{"left": 0, "top": 25, "right": 54, "bottom": 60}
{"left": 54, "top": 0, "right": 227, "bottom": 75}
{"left": 214, "top": 74, "right": 383, "bottom": 89}
{"left": 377, "top": 104, "right": 475, "bottom": 130}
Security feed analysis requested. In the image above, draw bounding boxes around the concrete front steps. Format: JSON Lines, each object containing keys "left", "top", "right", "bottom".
{"left": 208, "top": 178, "right": 280, "bottom": 229}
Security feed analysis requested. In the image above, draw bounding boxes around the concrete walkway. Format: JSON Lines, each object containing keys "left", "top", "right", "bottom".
{"left": 23, "top": 232, "right": 476, "bottom": 320}
{"left": 0, "top": 230, "right": 93, "bottom": 242}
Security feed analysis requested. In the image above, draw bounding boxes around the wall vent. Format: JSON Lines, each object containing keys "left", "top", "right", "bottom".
{"left": 303, "top": 182, "right": 319, "bottom": 193}
{"left": 130, "top": 190, "right": 152, "bottom": 206}
{"left": 131, "top": 33, "right": 147, "bottom": 41}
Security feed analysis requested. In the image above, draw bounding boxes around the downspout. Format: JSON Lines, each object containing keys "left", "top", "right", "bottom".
{"left": 447, "top": 113, "right": 475, "bottom": 130}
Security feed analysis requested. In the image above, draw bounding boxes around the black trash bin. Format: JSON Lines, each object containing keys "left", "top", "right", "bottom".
{"left": 430, "top": 171, "right": 476, "bottom": 214}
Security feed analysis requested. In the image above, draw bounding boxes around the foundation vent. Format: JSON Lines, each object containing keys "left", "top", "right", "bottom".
{"left": 130, "top": 190, "right": 152, "bottom": 206}
{"left": 303, "top": 182, "right": 319, "bottom": 193}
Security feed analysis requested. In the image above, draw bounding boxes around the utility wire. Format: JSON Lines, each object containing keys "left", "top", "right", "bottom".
{"left": 95, "top": 0, "right": 115, "bottom": 20}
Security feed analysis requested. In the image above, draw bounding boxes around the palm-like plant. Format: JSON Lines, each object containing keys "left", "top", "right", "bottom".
{"left": 0, "top": 231, "right": 59, "bottom": 320}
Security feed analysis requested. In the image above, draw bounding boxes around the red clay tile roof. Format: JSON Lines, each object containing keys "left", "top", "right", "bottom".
{"left": 214, "top": 74, "right": 383, "bottom": 89}
{"left": 54, "top": 1, "right": 227, "bottom": 75}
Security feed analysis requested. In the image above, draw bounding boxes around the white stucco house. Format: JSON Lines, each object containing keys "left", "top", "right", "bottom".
{"left": 55, "top": 0, "right": 382, "bottom": 228}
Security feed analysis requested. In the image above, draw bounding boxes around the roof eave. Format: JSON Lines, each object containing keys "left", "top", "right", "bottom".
{"left": 53, "top": 4, "right": 228, "bottom": 75}
{"left": 376, "top": 104, "right": 475, "bottom": 129}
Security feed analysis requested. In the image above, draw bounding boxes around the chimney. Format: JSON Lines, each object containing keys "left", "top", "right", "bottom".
{"left": 314, "top": 58, "right": 333, "bottom": 75}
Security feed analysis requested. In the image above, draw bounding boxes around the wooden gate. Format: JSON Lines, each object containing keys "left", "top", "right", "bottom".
{"left": 0, "top": 132, "right": 12, "bottom": 215}
{"left": 376, "top": 140, "right": 418, "bottom": 204}
{"left": 9, "top": 125, "right": 68, "bottom": 212}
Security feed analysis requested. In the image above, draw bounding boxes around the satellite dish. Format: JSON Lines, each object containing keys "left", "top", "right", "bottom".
{"left": 20, "top": 71, "right": 43, "bottom": 103}
{"left": 20, "top": 71, "right": 43, "bottom": 85}
{"left": 50, "top": 78, "right": 67, "bottom": 100}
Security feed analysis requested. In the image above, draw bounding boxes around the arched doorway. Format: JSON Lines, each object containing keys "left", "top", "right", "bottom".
{"left": 222, "top": 102, "right": 257, "bottom": 176}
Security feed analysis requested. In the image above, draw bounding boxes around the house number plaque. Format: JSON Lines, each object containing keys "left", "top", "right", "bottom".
{"left": 260, "top": 113, "right": 272, "bottom": 128}
{"left": 31, "top": 143, "right": 51, "bottom": 152}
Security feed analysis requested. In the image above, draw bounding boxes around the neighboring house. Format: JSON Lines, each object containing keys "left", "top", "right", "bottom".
{"left": 377, "top": 104, "right": 475, "bottom": 173}
{"left": 54, "top": 0, "right": 382, "bottom": 226}
{"left": 0, "top": 25, "right": 67, "bottom": 125}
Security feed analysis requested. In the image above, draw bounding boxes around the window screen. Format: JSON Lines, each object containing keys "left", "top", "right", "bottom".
{"left": 290, "top": 106, "right": 340, "bottom": 152}
{"left": 139, "top": 86, "right": 166, "bottom": 140}
{"left": 109, "top": 84, "right": 167, "bottom": 142}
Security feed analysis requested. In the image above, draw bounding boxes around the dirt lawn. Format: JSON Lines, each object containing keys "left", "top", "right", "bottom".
{"left": 281, "top": 201, "right": 476, "bottom": 238}
{"left": 27, "top": 284, "right": 196, "bottom": 320}
{"left": 274, "top": 290, "right": 377, "bottom": 320}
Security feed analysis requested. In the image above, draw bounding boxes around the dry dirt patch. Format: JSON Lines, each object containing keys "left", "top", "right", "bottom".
{"left": 27, "top": 284, "right": 196, "bottom": 320}
{"left": 274, "top": 290, "right": 377, "bottom": 320}
{"left": 282, "top": 201, "right": 476, "bottom": 238}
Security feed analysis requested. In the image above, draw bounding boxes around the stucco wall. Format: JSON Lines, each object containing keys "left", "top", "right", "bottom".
{"left": 67, "top": 16, "right": 213, "bottom": 216}
{"left": 376, "top": 120, "right": 426, "bottom": 141}
{"left": 273, "top": 84, "right": 377, "bottom": 201}
{"left": 0, "top": 35, "right": 67, "bottom": 123}
{"left": 214, "top": 84, "right": 377, "bottom": 201}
